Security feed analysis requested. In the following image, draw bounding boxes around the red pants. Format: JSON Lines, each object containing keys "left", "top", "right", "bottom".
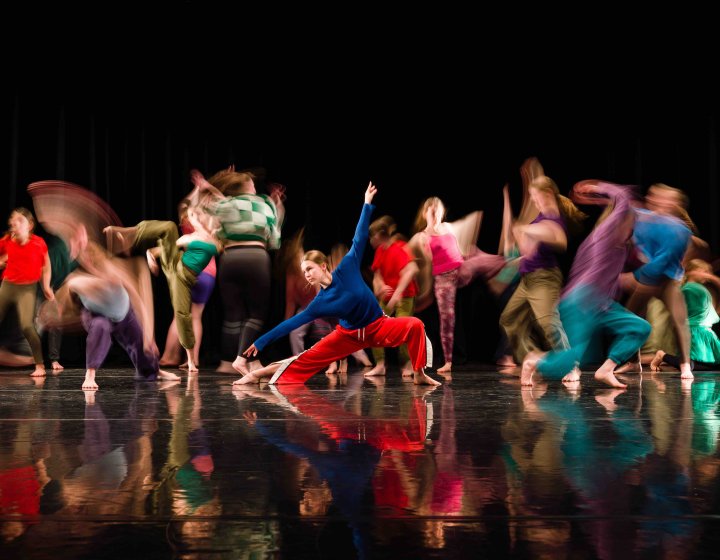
{"left": 270, "top": 315, "right": 432, "bottom": 384}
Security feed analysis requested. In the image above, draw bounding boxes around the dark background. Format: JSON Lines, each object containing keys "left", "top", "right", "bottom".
{"left": 3, "top": 11, "right": 718, "bottom": 366}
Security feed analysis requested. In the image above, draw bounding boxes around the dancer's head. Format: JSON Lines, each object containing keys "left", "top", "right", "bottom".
{"left": 301, "top": 250, "right": 330, "bottom": 286}
{"left": 207, "top": 169, "right": 256, "bottom": 197}
{"left": 369, "top": 215, "right": 397, "bottom": 248}
{"left": 414, "top": 197, "right": 445, "bottom": 233}
{"left": 7, "top": 207, "right": 35, "bottom": 240}
{"left": 529, "top": 176, "right": 586, "bottom": 233}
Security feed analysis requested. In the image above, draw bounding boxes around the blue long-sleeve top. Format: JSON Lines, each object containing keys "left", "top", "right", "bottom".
{"left": 253, "top": 203, "right": 383, "bottom": 352}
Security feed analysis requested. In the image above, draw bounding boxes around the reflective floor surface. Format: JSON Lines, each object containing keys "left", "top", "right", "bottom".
{"left": 2, "top": 366, "right": 720, "bottom": 559}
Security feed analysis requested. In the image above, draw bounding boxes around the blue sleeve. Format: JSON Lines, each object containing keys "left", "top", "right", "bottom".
{"left": 336, "top": 203, "right": 374, "bottom": 274}
{"left": 253, "top": 305, "right": 319, "bottom": 352}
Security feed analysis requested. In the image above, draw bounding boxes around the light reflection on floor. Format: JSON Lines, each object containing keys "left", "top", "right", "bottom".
{"left": 1, "top": 366, "right": 720, "bottom": 559}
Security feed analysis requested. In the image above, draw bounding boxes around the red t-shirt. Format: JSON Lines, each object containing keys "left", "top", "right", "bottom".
{"left": 0, "top": 234, "right": 48, "bottom": 284}
{"left": 371, "top": 240, "right": 418, "bottom": 301}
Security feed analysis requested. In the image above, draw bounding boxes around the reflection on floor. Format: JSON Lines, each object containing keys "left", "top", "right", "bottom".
{"left": 2, "top": 366, "right": 720, "bottom": 559}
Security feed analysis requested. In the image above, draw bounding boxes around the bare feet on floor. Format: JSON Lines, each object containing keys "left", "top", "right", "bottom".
{"left": 614, "top": 360, "right": 641, "bottom": 374}
{"left": 594, "top": 362, "right": 627, "bottom": 388}
{"left": 82, "top": 375, "right": 98, "bottom": 390}
{"left": 680, "top": 362, "right": 694, "bottom": 380}
{"left": 520, "top": 353, "right": 542, "bottom": 387}
{"left": 650, "top": 350, "right": 665, "bottom": 372}
{"left": 562, "top": 368, "right": 581, "bottom": 383}
{"left": 30, "top": 365, "right": 46, "bottom": 378}
{"left": 413, "top": 370, "right": 441, "bottom": 386}
{"left": 437, "top": 362, "right": 452, "bottom": 374}
{"left": 158, "top": 370, "right": 181, "bottom": 381}
{"left": 496, "top": 355, "right": 517, "bottom": 368}
{"left": 364, "top": 363, "right": 386, "bottom": 377}
{"left": 325, "top": 361, "right": 338, "bottom": 374}
{"left": 51, "top": 361, "right": 64, "bottom": 371}
{"left": 231, "top": 357, "right": 250, "bottom": 376}
{"left": 233, "top": 372, "right": 260, "bottom": 385}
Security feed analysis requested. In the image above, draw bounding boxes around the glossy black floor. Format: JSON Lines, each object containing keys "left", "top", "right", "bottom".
{"left": 2, "top": 365, "right": 720, "bottom": 559}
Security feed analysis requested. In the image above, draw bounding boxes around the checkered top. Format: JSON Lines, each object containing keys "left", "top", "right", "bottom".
{"left": 212, "top": 193, "right": 282, "bottom": 249}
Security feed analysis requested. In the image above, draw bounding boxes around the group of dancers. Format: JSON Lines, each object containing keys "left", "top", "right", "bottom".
{"left": 1, "top": 158, "right": 718, "bottom": 390}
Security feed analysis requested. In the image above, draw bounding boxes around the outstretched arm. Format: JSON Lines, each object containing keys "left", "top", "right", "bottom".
{"left": 342, "top": 182, "right": 377, "bottom": 269}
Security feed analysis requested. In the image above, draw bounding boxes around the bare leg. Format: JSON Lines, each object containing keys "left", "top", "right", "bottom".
{"left": 520, "top": 357, "right": 538, "bottom": 387}
{"left": 30, "top": 363, "right": 46, "bottom": 377}
{"left": 185, "top": 348, "right": 198, "bottom": 373}
{"left": 679, "top": 363, "right": 694, "bottom": 379}
{"left": 351, "top": 350, "right": 373, "bottom": 367}
{"left": 437, "top": 361, "right": 452, "bottom": 373}
{"left": 190, "top": 303, "right": 205, "bottom": 366}
{"left": 82, "top": 368, "right": 99, "bottom": 390}
{"left": 594, "top": 359, "right": 627, "bottom": 388}
{"left": 325, "top": 361, "right": 338, "bottom": 374}
{"left": 562, "top": 367, "right": 581, "bottom": 383}
{"left": 364, "top": 359, "right": 386, "bottom": 377}
{"left": 159, "top": 318, "right": 182, "bottom": 366}
{"left": 338, "top": 358, "right": 348, "bottom": 373}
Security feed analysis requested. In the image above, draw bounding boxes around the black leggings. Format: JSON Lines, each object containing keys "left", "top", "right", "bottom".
{"left": 218, "top": 246, "right": 271, "bottom": 361}
{"left": 661, "top": 353, "right": 718, "bottom": 371}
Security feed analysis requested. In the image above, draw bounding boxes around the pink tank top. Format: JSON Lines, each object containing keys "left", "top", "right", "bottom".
{"left": 429, "top": 233, "right": 463, "bottom": 275}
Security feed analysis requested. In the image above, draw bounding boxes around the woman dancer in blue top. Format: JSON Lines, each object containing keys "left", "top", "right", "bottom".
{"left": 239, "top": 183, "right": 440, "bottom": 386}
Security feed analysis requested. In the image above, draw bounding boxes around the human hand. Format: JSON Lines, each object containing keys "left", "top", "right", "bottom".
{"left": 364, "top": 182, "right": 377, "bottom": 204}
{"left": 243, "top": 344, "right": 259, "bottom": 358}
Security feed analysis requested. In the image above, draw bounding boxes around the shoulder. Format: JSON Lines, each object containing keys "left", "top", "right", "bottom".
{"left": 31, "top": 235, "right": 48, "bottom": 250}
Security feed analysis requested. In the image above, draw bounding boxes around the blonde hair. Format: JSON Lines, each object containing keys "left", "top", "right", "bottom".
{"left": 529, "top": 176, "right": 587, "bottom": 235}
{"left": 413, "top": 197, "right": 445, "bottom": 233}
{"left": 686, "top": 258, "right": 712, "bottom": 275}
{"left": 369, "top": 215, "right": 397, "bottom": 238}
{"left": 206, "top": 169, "right": 256, "bottom": 197}
{"left": 302, "top": 250, "right": 328, "bottom": 267}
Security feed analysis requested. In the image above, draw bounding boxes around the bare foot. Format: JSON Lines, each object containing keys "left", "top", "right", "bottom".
{"left": 338, "top": 358, "right": 348, "bottom": 373}
{"left": 82, "top": 376, "right": 99, "bottom": 390}
{"left": 437, "top": 362, "right": 452, "bottom": 374}
{"left": 400, "top": 361, "right": 414, "bottom": 377}
{"left": 353, "top": 352, "right": 373, "bottom": 367}
{"left": 158, "top": 370, "right": 180, "bottom": 381}
{"left": 232, "top": 357, "right": 250, "bottom": 376}
{"left": 650, "top": 350, "right": 665, "bottom": 372}
{"left": 233, "top": 372, "right": 260, "bottom": 385}
{"left": 364, "top": 363, "right": 386, "bottom": 377}
{"left": 30, "top": 365, "right": 46, "bottom": 378}
{"left": 186, "top": 361, "right": 199, "bottom": 374}
{"left": 326, "top": 361, "right": 338, "bottom": 374}
{"left": 248, "top": 360, "right": 264, "bottom": 372}
{"left": 614, "top": 361, "right": 641, "bottom": 374}
{"left": 562, "top": 368, "right": 581, "bottom": 383}
{"left": 680, "top": 362, "right": 694, "bottom": 380}
{"left": 51, "top": 361, "right": 64, "bottom": 371}
{"left": 520, "top": 358, "right": 538, "bottom": 387}
{"left": 595, "top": 388, "right": 625, "bottom": 413}
{"left": 594, "top": 363, "right": 627, "bottom": 388}
{"left": 146, "top": 249, "right": 160, "bottom": 276}
{"left": 413, "top": 370, "right": 441, "bottom": 386}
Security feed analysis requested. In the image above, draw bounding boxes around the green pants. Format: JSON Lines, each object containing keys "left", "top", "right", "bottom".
{"left": 0, "top": 281, "right": 43, "bottom": 363}
{"left": 134, "top": 221, "right": 197, "bottom": 350}
{"left": 371, "top": 297, "right": 415, "bottom": 365}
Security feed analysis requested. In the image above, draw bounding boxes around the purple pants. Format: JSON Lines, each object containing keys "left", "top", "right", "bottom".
{"left": 81, "top": 307, "right": 159, "bottom": 379}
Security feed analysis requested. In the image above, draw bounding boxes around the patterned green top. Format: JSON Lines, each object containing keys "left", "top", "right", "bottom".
{"left": 211, "top": 193, "right": 282, "bottom": 249}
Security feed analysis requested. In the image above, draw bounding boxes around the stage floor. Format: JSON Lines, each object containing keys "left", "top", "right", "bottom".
{"left": 1, "top": 365, "right": 720, "bottom": 559}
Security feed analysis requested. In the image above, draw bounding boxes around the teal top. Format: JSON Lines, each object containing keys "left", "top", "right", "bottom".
{"left": 182, "top": 240, "right": 219, "bottom": 274}
{"left": 683, "top": 282, "right": 720, "bottom": 363}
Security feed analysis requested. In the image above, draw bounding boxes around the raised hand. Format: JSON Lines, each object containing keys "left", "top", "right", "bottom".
{"left": 243, "top": 343, "right": 259, "bottom": 358}
{"left": 364, "top": 181, "right": 377, "bottom": 204}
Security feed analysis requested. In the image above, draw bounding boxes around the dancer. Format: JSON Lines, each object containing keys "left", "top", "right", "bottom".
{"left": 409, "top": 199, "right": 505, "bottom": 373}
{"left": 238, "top": 183, "right": 440, "bottom": 386}
{"left": 0, "top": 208, "right": 54, "bottom": 377}
{"left": 650, "top": 259, "right": 720, "bottom": 372}
{"left": 521, "top": 180, "right": 650, "bottom": 388}
{"left": 365, "top": 215, "right": 419, "bottom": 377}
{"left": 104, "top": 199, "right": 220, "bottom": 373}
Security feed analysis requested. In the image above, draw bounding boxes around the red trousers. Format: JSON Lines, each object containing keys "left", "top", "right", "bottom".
{"left": 270, "top": 315, "right": 432, "bottom": 384}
